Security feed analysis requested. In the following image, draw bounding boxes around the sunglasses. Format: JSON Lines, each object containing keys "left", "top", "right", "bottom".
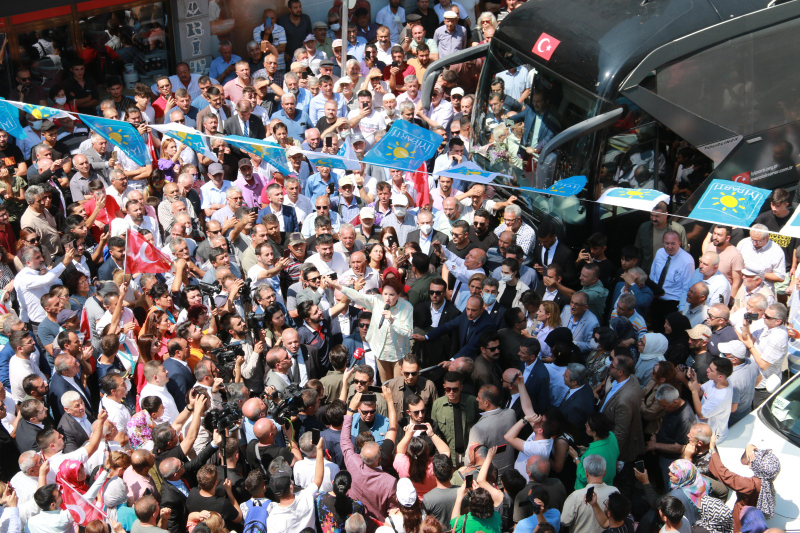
{"left": 444, "top": 386, "right": 460, "bottom": 393}
{"left": 353, "top": 379, "right": 369, "bottom": 385}
{"left": 358, "top": 322, "right": 370, "bottom": 328}
{"left": 306, "top": 276, "right": 321, "bottom": 283}
{"left": 403, "top": 371, "right": 419, "bottom": 377}
{"left": 316, "top": 205, "right": 330, "bottom": 210}
{"left": 26, "top": 237, "right": 40, "bottom": 243}
{"left": 429, "top": 290, "right": 444, "bottom": 295}
{"left": 408, "top": 409, "right": 425, "bottom": 415}
{"left": 486, "top": 346, "right": 500, "bottom": 352}
{"left": 360, "top": 409, "right": 376, "bottom": 415}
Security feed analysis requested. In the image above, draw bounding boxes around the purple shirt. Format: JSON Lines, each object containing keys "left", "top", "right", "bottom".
{"left": 234, "top": 173, "right": 266, "bottom": 209}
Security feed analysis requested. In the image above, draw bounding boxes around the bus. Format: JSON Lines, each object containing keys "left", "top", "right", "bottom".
{"left": 421, "top": 0, "right": 800, "bottom": 251}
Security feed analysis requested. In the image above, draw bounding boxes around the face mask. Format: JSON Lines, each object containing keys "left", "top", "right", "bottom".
{"left": 119, "top": 332, "right": 127, "bottom": 345}
{"left": 32, "top": 120, "right": 42, "bottom": 130}
{"left": 300, "top": 59, "right": 309, "bottom": 68}
{"left": 394, "top": 208, "right": 407, "bottom": 218}
{"left": 124, "top": 379, "right": 132, "bottom": 394}
{"left": 330, "top": 23, "right": 341, "bottom": 31}
{"left": 482, "top": 293, "right": 497, "bottom": 306}
{"left": 55, "top": 97, "right": 67, "bottom": 105}
{"left": 419, "top": 223, "right": 432, "bottom": 235}
{"left": 589, "top": 338, "right": 599, "bottom": 351}
{"left": 184, "top": 226, "right": 191, "bottom": 236}
{"left": 501, "top": 274, "right": 512, "bottom": 282}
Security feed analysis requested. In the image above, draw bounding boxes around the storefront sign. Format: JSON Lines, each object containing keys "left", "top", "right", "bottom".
{"left": 174, "top": 0, "right": 211, "bottom": 73}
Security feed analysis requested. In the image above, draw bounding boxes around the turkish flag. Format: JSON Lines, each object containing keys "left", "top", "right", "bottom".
{"left": 532, "top": 33, "right": 561, "bottom": 61}
{"left": 60, "top": 479, "right": 107, "bottom": 525}
{"left": 407, "top": 163, "right": 430, "bottom": 208}
{"left": 125, "top": 229, "right": 172, "bottom": 274}
{"left": 80, "top": 308, "right": 92, "bottom": 341}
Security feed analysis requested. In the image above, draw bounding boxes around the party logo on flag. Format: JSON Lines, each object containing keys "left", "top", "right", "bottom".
{"left": 302, "top": 150, "right": 361, "bottom": 171}
{"left": 597, "top": 187, "right": 669, "bottom": 210}
{"left": 125, "top": 230, "right": 172, "bottom": 274}
{"left": 438, "top": 162, "right": 502, "bottom": 185}
{"left": 80, "top": 115, "right": 149, "bottom": 166}
{"left": 363, "top": 120, "right": 441, "bottom": 172}
{"left": 224, "top": 135, "right": 291, "bottom": 174}
{"left": 2, "top": 100, "right": 74, "bottom": 120}
{"left": 151, "top": 123, "right": 217, "bottom": 162}
{"left": 688, "top": 179, "right": 769, "bottom": 227}
{"left": 522, "top": 175, "right": 587, "bottom": 197}
{"left": 532, "top": 33, "right": 561, "bottom": 61}
{"left": 0, "top": 99, "right": 28, "bottom": 141}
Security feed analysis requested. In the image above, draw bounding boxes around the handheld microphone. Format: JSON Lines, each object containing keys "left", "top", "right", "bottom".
{"left": 379, "top": 304, "right": 390, "bottom": 328}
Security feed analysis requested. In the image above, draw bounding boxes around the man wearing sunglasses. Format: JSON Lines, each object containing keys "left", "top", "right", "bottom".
{"left": 9, "top": 68, "right": 47, "bottom": 106}
{"left": 384, "top": 354, "right": 438, "bottom": 415}
{"left": 412, "top": 277, "right": 461, "bottom": 367}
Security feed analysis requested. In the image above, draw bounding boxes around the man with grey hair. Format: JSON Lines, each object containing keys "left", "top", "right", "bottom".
{"left": 10, "top": 449, "right": 48, "bottom": 520}
{"left": 560, "top": 363, "right": 594, "bottom": 440}
{"left": 719, "top": 340, "right": 760, "bottom": 427}
{"left": 493, "top": 204, "right": 535, "bottom": 256}
{"left": 20, "top": 184, "right": 62, "bottom": 258}
{"left": 293, "top": 430, "right": 340, "bottom": 492}
{"left": 737, "top": 223, "right": 786, "bottom": 292}
{"left": 15, "top": 245, "right": 73, "bottom": 335}
{"left": 333, "top": 223, "right": 365, "bottom": 263}
{"left": 732, "top": 266, "right": 775, "bottom": 312}
{"left": 105, "top": 168, "right": 133, "bottom": 208}
{"left": 611, "top": 291, "right": 648, "bottom": 344}
{"left": 743, "top": 302, "right": 789, "bottom": 406}
{"left": 69, "top": 153, "right": 105, "bottom": 202}
{"left": 210, "top": 185, "right": 244, "bottom": 226}
{"left": 616, "top": 266, "right": 654, "bottom": 318}
{"left": 648, "top": 383, "right": 695, "bottom": 485}
{"left": 562, "top": 455, "right": 619, "bottom": 533}
{"left": 271, "top": 90, "right": 309, "bottom": 141}
{"left": 682, "top": 251, "right": 730, "bottom": 312}
{"left": 158, "top": 180, "right": 196, "bottom": 231}
{"left": 80, "top": 132, "right": 113, "bottom": 181}
{"left": 513, "top": 455, "right": 567, "bottom": 521}
{"left": 57, "top": 390, "right": 93, "bottom": 453}
{"left": 682, "top": 281, "right": 710, "bottom": 327}
{"left": 344, "top": 513, "right": 366, "bottom": 533}
{"left": 561, "top": 291, "right": 599, "bottom": 355}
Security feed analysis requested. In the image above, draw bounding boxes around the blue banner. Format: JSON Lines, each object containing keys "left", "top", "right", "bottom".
{"left": 438, "top": 161, "right": 506, "bottom": 184}
{"left": 597, "top": 187, "right": 669, "bottom": 210}
{"left": 151, "top": 124, "right": 218, "bottom": 162}
{"left": 302, "top": 150, "right": 361, "bottom": 171}
{"left": 224, "top": 135, "right": 291, "bottom": 175}
{"left": 0, "top": 100, "right": 28, "bottom": 141}
{"left": 80, "top": 115, "right": 150, "bottom": 167}
{"left": 688, "top": 179, "right": 769, "bottom": 227}
{"left": 521, "top": 175, "right": 587, "bottom": 197}
{"left": 363, "top": 119, "right": 441, "bottom": 172}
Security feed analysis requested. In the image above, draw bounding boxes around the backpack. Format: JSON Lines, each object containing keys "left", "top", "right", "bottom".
{"left": 243, "top": 498, "right": 269, "bottom": 533}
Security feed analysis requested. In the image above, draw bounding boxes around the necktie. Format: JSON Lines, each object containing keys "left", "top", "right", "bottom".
{"left": 464, "top": 320, "right": 473, "bottom": 345}
{"left": 657, "top": 255, "right": 672, "bottom": 288}
{"left": 291, "top": 352, "right": 301, "bottom": 383}
{"left": 542, "top": 245, "right": 550, "bottom": 266}
{"left": 561, "top": 390, "right": 570, "bottom": 406}
{"left": 243, "top": 119, "right": 249, "bottom": 137}
{"left": 452, "top": 402, "right": 464, "bottom": 453}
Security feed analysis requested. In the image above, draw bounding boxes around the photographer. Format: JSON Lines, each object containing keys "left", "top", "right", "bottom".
{"left": 194, "top": 360, "right": 225, "bottom": 410}
{"left": 741, "top": 302, "right": 789, "bottom": 408}
{"left": 227, "top": 315, "right": 266, "bottom": 395}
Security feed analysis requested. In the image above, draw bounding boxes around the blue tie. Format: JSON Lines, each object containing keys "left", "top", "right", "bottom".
{"left": 243, "top": 119, "right": 249, "bottom": 137}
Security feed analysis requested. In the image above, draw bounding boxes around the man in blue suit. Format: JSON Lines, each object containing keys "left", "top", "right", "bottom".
{"left": 518, "top": 337, "right": 550, "bottom": 415}
{"left": 412, "top": 295, "right": 494, "bottom": 359}
{"left": 163, "top": 339, "right": 196, "bottom": 399}
{"left": 257, "top": 182, "right": 299, "bottom": 233}
{"left": 48, "top": 349, "right": 94, "bottom": 425}
{"left": 560, "top": 362, "right": 596, "bottom": 444}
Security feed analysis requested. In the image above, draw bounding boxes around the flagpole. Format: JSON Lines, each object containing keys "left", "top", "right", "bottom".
{"left": 123, "top": 229, "right": 128, "bottom": 281}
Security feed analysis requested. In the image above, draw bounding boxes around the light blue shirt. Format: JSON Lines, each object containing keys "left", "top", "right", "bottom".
{"left": 308, "top": 93, "right": 348, "bottom": 125}
{"left": 200, "top": 180, "right": 232, "bottom": 209}
{"left": 601, "top": 376, "right": 631, "bottom": 411}
{"left": 270, "top": 108, "right": 310, "bottom": 141}
{"left": 301, "top": 211, "right": 342, "bottom": 238}
{"left": 496, "top": 67, "right": 530, "bottom": 101}
{"left": 209, "top": 54, "right": 243, "bottom": 84}
{"left": 649, "top": 248, "right": 695, "bottom": 302}
{"left": 344, "top": 37, "right": 368, "bottom": 63}
{"left": 304, "top": 171, "right": 339, "bottom": 200}
{"left": 560, "top": 307, "right": 600, "bottom": 353}
{"left": 294, "top": 88, "right": 313, "bottom": 117}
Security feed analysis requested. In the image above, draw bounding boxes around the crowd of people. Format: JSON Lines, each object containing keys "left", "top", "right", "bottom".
{"left": 0, "top": 2, "right": 793, "bottom": 533}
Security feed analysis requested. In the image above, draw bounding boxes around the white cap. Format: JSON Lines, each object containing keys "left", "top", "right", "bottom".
{"left": 443, "top": 10, "right": 458, "bottom": 18}
{"left": 360, "top": 207, "right": 375, "bottom": 220}
{"left": 287, "top": 146, "right": 302, "bottom": 157}
{"left": 396, "top": 478, "right": 417, "bottom": 507}
{"left": 392, "top": 193, "right": 409, "bottom": 207}
{"left": 718, "top": 340, "right": 747, "bottom": 360}
{"left": 339, "top": 175, "right": 355, "bottom": 187}
{"left": 382, "top": 93, "right": 397, "bottom": 101}
{"left": 451, "top": 87, "right": 465, "bottom": 97}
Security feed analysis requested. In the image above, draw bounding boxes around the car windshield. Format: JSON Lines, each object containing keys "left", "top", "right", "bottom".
{"left": 761, "top": 376, "right": 800, "bottom": 446}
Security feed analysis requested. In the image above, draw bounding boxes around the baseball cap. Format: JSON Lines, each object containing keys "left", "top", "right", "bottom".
{"left": 56, "top": 309, "right": 78, "bottom": 325}
{"left": 320, "top": 59, "right": 335, "bottom": 68}
{"left": 339, "top": 175, "right": 355, "bottom": 188}
{"left": 350, "top": 132, "right": 366, "bottom": 144}
{"left": 686, "top": 324, "right": 712, "bottom": 341}
{"left": 392, "top": 194, "right": 409, "bottom": 207}
{"left": 718, "top": 340, "right": 747, "bottom": 359}
{"left": 443, "top": 10, "right": 458, "bottom": 18}
{"left": 742, "top": 267, "right": 765, "bottom": 277}
{"left": 360, "top": 207, "right": 375, "bottom": 220}
{"left": 313, "top": 21, "right": 328, "bottom": 29}
{"left": 338, "top": 76, "right": 352, "bottom": 85}
{"left": 269, "top": 468, "right": 292, "bottom": 495}
{"left": 396, "top": 478, "right": 417, "bottom": 507}
{"left": 451, "top": 87, "right": 465, "bottom": 97}
{"left": 238, "top": 158, "right": 253, "bottom": 168}
{"left": 208, "top": 162, "right": 224, "bottom": 176}
{"left": 288, "top": 232, "right": 305, "bottom": 246}
{"left": 287, "top": 146, "right": 302, "bottom": 157}
{"left": 40, "top": 120, "right": 57, "bottom": 132}
{"left": 332, "top": 39, "right": 343, "bottom": 48}
{"left": 304, "top": 34, "right": 316, "bottom": 42}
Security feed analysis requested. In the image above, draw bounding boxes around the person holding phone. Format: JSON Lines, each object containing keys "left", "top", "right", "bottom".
{"left": 394, "top": 419, "right": 451, "bottom": 498}
{"left": 560, "top": 455, "right": 620, "bottom": 533}
{"left": 568, "top": 412, "right": 620, "bottom": 490}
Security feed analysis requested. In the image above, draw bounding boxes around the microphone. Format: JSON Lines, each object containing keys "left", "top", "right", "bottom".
{"left": 379, "top": 304, "right": 390, "bottom": 328}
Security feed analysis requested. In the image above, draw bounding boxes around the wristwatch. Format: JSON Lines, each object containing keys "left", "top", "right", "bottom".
{"left": 347, "top": 407, "right": 357, "bottom": 413}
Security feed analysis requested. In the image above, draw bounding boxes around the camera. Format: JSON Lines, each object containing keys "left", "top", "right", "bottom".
{"left": 744, "top": 312, "right": 759, "bottom": 324}
{"left": 209, "top": 344, "right": 245, "bottom": 370}
{"left": 391, "top": 60, "right": 399, "bottom": 68}
{"left": 202, "top": 401, "right": 242, "bottom": 432}
{"left": 240, "top": 278, "right": 253, "bottom": 307}
{"left": 247, "top": 312, "right": 265, "bottom": 332}
{"left": 197, "top": 281, "right": 220, "bottom": 296}
{"left": 269, "top": 385, "right": 305, "bottom": 426}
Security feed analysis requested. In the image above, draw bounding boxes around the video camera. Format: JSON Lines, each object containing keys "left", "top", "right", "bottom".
{"left": 240, "top": 278, "right": 253, "bottom": 307}
{"left": 202, "top": 401, "right": 242, "bottom": 433}
{"left": 197, "top": 281, "right": 221, "bottom": 296}
{"left": 209, "top": 344, "right": 245, "bottom": 370}
{"left": 246, "top": 312, "right": 265, "bottom": 332}
{"left": 269, "top": 384, "right": 305, "bottom": 426}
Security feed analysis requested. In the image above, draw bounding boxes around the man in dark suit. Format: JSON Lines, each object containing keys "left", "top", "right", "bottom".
{"left": 481, "top": 277, "right": 507, "bottom": 329}
{"left": 282, "top": 328, "right": 325, "bottom": 381}
{"left": 518, "top": 337, "right": 551, "bottom": 415}
{"left": 257, "top": 182, "right": 300, "bottom": 233}
{"left": 195, "top": 86, "right": 233, "bottom": 133}
{"left": 532, "top": 221, "right": 577, "bottom": 287}
{"left": 413, "top": 295, "right": 493, "bottom": 359}
{"left": 56, "top": 391, "right": 95, "bottom": 453}
{"left": 412, "top": 277, "right": 462, "bottom": 369}
{"left": 407, "top": 254, "right": 437, "bottom": 306}
{"left": 560, "top": 363, "right": 596, "bottom": 443}
{"left": 157, "top": 441, "right": 221, "bottom": 533}
{"left": 48, "top": 351, "right": 94, "bottom": 425}
{"left": 16, "top": 399, "right": 52, "bottom": 452}
{"left": 163, "top": 339, "right": 197, "bottom": 399}
{"left": 535, "top": 264, "right": 571, "bottom": 310}
{"left": 472, "top": 332, "right": 503, "bottom": 391}
{"left": 223, "top": 100, "right": 267, "bottom": 141}
{"left": 406, "top": 210, "right": 449, "bottom": 272}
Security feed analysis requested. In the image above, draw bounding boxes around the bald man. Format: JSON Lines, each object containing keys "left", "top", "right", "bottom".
{"left": 245, "top": 417, "right": 301, "bottom": 475}
{"left": 241, "top": 397, "right": 267, "bottom": 443}
{"left": 123, "top": 449, "right": 158, "bottom": 502}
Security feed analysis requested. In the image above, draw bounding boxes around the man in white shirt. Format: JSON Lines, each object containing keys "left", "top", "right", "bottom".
{"left": 15, "top": 247, "right": 73, "bottom": 329}
{"left": 680, "top": 251, "right": 731, "bottom": 312}
{"left": 736, "top": 224, "right": 786, "bottom": 292}
{"left": 293, "top": 431, "right": 339, "bottom": 492}
{"left": 100, "top": 372, "right": 132, "bottom": 433}
{"left": 10, "top": 451, "right": 47, "bottom": 527}
{"left": 307, "top": 234, "right": 349, "bottom": 277}
{"left": 687, "top": 357, "right": 733, "bottom": 442}
{"left": 122, "top": 198, "right": 163, "bottom": 248}
{"left": 8, "top": 330, "right": 46, "bottom": 402}
{"left": 38, "top": 409, "right": 108, "bottom": 483}
{"left": 140, "top": 361, "right": 181, "bottom": 423}
{"left": 248, "top": 242, "right": 287, "bottom": 300}
{"left": 266, "top": 440, "right": 324, "bottom": 533}
{"left": 105, "top": 169, "right": 134, "bottom": 208}
{"left": 348, "top": 91, "right": 386, "bottom": 148}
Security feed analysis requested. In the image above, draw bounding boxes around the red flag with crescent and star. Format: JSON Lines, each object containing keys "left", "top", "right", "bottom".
{"left": 125, "top": 229, "right": 172, "bottom": 274}
{"left": 532, "top": 33, "right": 560, "bottom": 61}
{"left": 60, "top": 478, "right": 107, "bottom": 525}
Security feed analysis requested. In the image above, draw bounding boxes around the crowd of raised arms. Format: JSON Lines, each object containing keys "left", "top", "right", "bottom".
{"left": 0, "top": 1, "right": 792, "bottom": 533}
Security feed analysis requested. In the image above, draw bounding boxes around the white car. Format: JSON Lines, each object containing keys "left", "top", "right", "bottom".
{"left": 716, "top": 372, "right": 800, "bottom": 532}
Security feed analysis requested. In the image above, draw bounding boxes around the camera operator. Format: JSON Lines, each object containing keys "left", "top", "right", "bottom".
{"left": 245, "top": 418, "right": 302, "bottom": 479}
{"left": 226, "top": 315, "right": 267, "bottom": 395}
{"left": 194, "top": 360, "right": 226, "bottom": 409}
{"left": 296, "top": 388, "right": 326, "bottom": 437}
{"left": 730, "top": 293, "right": 768, "bottom": 336}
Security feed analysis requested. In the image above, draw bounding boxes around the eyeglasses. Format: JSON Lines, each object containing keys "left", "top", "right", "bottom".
{"left": 403, "top": 371, "right": 419, "bottom": 377}
{"left": 444, "top": 386, "right": 460, "bottom": 393}
{"left": 353, "top": 379, "right": 369, "bottom": 385}
{"left": 360, "top": 409, "right": 376, "bottom": 415}
{"left": 158, "top": 85, "right": 171, "bottom": 90}
{"left": 429, "top": 290, "right": 444, "bottom": 295}
{"left": 408, "top": 409, "right": 425, "bottom": 415}
{"left": 18, "top": 77, "right": 31, "bottom": 82}
{"left": 358, "top": 322, "right": 370, "bottom": 328}
{"left": 316, "top": 205, "right": 330, "bottom": 210}
{"left": 486, "top": 346, "right": 500, "bottom": 352}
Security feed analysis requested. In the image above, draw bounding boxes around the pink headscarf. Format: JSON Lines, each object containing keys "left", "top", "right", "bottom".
{"left": 56, "top": 459, "right": 89, "bottom": 494}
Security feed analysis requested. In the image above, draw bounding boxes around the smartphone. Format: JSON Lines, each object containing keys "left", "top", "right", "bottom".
{"left": 387, "top": 235, "right": 397, "bottom": 247}
{"left": 585, "top": 486, "right": 594, "bottom": 504}
{"left": 64, "top": 241, "right": 74, "bottom": 251}
{"left": 301, "top": 71, "right": 308, "bottom": 79}
{"left": 518, "top": 499, "right": 532, "bottom": 508}
{"left": 361, "top": 393, "right": 377, "bottom": 402}
{"left": 391, "top": 60, "right": 399, "bottom": 68}
{"left": 496, "top": 444, "right": 508, "bottom": 454}
{"left": 327, "top": 182, "right": 335, "bottom": 195}
{"left": 325, "top": 136, "right": 333, "bottom": 148}
{"left": 362, "top": 101, "right": 369, "bottom": 109}
{"left": 634, "top": 460, "right": 645, "bottom": 472}
{"left": 530, "top": 500, "right": 541, "bottom": 515}
{"left": 282, "top": 248, "right": 292, "bottom": 259}
{"left": 311, "top": 428, "right": 321, "bottom": 446}
{"left": 104, "top": 224, "right": 110, "bottom": 234}
{"left": 367, "top": 385, "right": 383, "bottom": 393}
{"left": 464, "top": 474, "right": 473, "bottom": 488}
{"left": 413, "top": 424, "right": 427, "bottom": 431}
{"left": 365, "top": 51, "right": 372, "bottom": 60}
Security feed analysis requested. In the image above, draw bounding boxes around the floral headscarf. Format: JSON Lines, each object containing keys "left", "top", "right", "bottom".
{"left": 57, "top": 459, "right": 89, "bottom": 494}
{"left": 750, "top": 449, "right": 780, "bottom": 519}
{"left": 669, "top": 459, "right": 708, "bottom": 509}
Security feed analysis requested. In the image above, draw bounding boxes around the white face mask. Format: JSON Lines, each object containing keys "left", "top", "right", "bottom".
{"left": 419, "top": 223, "right": 432, "bottom": 235}
{"left": 55, "top": 96, "right": 67, "bottom": 105}
{"left": 330, "top": 24, "right": 341, "bottom": 31}
{"left": 500, "top": 274, "right": 512, "bottom": 282}
{"left": 394, "top": 208, "right": 407, "bottom": 218}
{"left": 32, "top": 120, "right": 43, "bottom": 130}
{"left": 124, "top": 379, "right": 132, "bottom": 394}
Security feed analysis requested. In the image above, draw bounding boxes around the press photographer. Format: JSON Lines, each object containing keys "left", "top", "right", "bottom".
{"left": 224, "top": 314, "right": 267, "bottom": 395}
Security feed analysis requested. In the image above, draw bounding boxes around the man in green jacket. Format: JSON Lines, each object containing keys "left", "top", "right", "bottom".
{"left": 431, "top": 371, "right": 479, "bottom": 466}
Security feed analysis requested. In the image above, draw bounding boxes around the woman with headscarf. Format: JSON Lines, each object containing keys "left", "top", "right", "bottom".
{"left": 635, "top": 333, "right": 668, "bottom": 387}
{"left": 669, "top": 459, "right": 733, "bottom": 533}
{"left": 663, "top": 312, "right": 692, "bottom": 366}
{"left": 708, "top": 443, "right": 780, "bottom": 532}
{"left": 56, "top": 459, "right": 109, "bottom": 522}
{"left": 102, "top": 452, "right": 138, "bottom": 531}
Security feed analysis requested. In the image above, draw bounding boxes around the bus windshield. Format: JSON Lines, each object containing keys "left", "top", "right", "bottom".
{"left": 471, "top": 40, "right": 601, "bottom": 229}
